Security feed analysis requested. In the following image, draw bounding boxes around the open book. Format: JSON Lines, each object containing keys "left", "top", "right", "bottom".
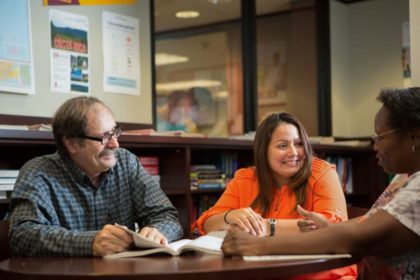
{"left": 104, "top": 226, "right": 225, "bottom": 259}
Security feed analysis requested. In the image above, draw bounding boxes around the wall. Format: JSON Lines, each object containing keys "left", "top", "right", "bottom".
{"left": 256, "top": 8, "right": 318, "bottom": 135}
{"left": 0, "top": 1, "right": 152, "bottom": 125}
{"left": 330, "top": 0, "right": 409, "bottom": 137}
{"left": 288, "top": 8, "right": 318, "bottom": 136}
{"left": 330, "top": 1, "right": 350, "bottom": 136}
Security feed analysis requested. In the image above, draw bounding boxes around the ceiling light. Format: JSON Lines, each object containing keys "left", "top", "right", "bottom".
{"left": 156, "top": 80, "right": 222, "bottom": 92}
{"left": 208, "top": 0, "right": 232, "bottom": 4}
{"left": 155, "top": 53, "right": 189, "bottom": 66}
{"left": 214, "top": 90, "right": 228, "bottom": 99}
{"left": 175, "top": 11, "right": 200, "bottom": 19}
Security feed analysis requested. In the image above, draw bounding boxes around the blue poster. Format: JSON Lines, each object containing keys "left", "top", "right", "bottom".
{"left": 0, "top": 0, "right": 35, "bottom": 94}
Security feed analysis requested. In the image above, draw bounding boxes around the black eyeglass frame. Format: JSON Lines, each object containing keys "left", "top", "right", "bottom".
{"left": 79, "top": 125, "right": 122, "bottom": 145}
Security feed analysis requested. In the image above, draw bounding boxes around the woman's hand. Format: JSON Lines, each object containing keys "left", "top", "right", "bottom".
{"left": 296, "top": 205, "right": 330, "bottom": 232}
{"left": 222, "top": 228, "right": 263, "bottom": 256}
{"left": 224, "top": 207, "right": 265, "bottom": 236}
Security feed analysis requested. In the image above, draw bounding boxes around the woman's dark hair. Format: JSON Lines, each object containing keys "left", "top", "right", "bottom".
{"left": 251, "top": 113, "right": 313, "bottom": 217}
{"left": 52, "top": 96, "right": 110, "bottom": 155}
{"left": 377, "top": 87, "right": 420, "bottom": 132}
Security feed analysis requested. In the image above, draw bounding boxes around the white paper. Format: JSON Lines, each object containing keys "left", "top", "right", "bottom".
{"left": 102, "top": 11, "right": 140, "bottom": 95}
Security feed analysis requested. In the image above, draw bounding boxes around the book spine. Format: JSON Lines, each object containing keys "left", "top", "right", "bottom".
{"left": 0, "top": 184, "right": 14, "bottom": 191}
{"left": 197, "top": 183, "right": 223, "bottom": 189}
{"left": 0, "top": 171, "right": 19, "bottom": 177}
{"left": 139, "top": 156, "right": 160, "bottom": 176}
{"left": 0, "top": 178, "right": 17, "bottom": 185}
{"left": 139, "top": 156, "right": 159, "bottom": 166}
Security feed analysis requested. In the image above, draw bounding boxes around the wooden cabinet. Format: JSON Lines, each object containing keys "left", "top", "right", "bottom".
{"left": 0, "top": 130, "right": 388, "bottom": 237}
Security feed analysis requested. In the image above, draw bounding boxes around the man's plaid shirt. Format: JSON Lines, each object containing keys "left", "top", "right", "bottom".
{"left": 9, "top": 148, "right": 183, "bottom": 256}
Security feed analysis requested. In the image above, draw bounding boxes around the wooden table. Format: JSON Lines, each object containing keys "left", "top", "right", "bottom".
{"left": 0, "top": 253, "right": 358, "bottom": 280}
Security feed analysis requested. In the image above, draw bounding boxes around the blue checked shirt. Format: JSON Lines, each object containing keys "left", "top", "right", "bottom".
{"left": 9, "top": 148, "right": 183, "bottom": 256}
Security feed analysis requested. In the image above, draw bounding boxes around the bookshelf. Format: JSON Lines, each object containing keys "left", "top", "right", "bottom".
{"left": 312, "top": 144, "right": 388, "bottom": 207}
{"left": 0, "top": 130, "right": 388, "bottom": 237}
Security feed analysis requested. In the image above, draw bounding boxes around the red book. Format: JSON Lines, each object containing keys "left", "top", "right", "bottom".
{"left": 139, "top": 156, "right": 159, "bottom": 166}
{"left": 143, "top": 165, "right": 159, "bottom": 175}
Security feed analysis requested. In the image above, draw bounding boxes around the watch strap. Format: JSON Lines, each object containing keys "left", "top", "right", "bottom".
{"left": 268, "top": 218, "right": 276, "bottom": 236}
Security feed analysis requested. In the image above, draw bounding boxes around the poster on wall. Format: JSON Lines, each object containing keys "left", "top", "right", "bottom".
{"left": 257, "top": 41, "right": 287, "bottom": 105}
{"left": 402, "top": 21, "right": 411, "bottom": 79}
{"left": 0, "top": 0, "right": 35, "bottom": 95}
{"left": 257, "top": 41, "right": 287, "bottom": 122}
{"left": 102, "top": 11, "right": 140, "bottom": 95}
{"left": 50, "top": 9, "right": 90, "bottom": 94}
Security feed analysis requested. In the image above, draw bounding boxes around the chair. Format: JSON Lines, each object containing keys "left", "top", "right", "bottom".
{"left": 0, "top": 220, "right": 10, "bottom": 262}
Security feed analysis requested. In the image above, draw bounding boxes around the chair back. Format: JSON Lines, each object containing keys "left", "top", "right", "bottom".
{"left": 0, "top": 220, "right": 10, "bottom": 261}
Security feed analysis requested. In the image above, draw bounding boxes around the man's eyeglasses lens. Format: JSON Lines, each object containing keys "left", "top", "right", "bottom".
{"left": 102, "top": 126, "right": 122, "bottom": 144}
{"left": 80, "top": 126, "right": 122, "bottom": 145}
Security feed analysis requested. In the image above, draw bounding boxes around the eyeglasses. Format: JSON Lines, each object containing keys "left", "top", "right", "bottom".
{"left": 79, "top": 125, "right": 122, "bottom": 145}
{"left": 371, "top": 128, "right": 398, "bottom": 143}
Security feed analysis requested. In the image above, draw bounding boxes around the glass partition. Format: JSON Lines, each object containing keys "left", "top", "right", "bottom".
{"left": 154, "top": 0, "right": 243, "bottom": 137}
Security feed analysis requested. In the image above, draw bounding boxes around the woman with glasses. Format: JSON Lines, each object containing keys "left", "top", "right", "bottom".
{"left": 195, "top": 112, "right": 356, "bottom": 279}
{"left": 222, "top": 87, "right": 420, "bottom": 280}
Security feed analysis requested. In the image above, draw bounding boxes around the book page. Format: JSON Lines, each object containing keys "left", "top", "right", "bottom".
{"left": 243, "top": 254, "right": 352, "bottom": 262}
{"left": 104, "top": 230, "right": 225, "bottom": 259}
{"left": 167, "top": 239, "right": 191, "bottom": 253}
{"left": 182, "top": 235, "right": 223, "bottom": 255}
{"left": 115, "top": 224, "right": 164, "bottom": 249}
{"left": 104, "top": 247, "right": 175, "bottom": 259}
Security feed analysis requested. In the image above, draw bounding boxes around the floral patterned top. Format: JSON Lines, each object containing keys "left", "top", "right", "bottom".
{"left": 358, "top": 172, "right": 420, "bottom": 279}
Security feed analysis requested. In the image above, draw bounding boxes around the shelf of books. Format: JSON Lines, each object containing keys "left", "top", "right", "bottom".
{"left": 314, "top": 144, "right": 389, "bottom": 207}
{"left": 0, "top": 129, "right": 388, "bottom": 237}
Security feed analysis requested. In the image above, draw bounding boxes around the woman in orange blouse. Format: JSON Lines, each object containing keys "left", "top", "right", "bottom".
{"left": 195, "top": 112, "right": 356, "bottom": 279}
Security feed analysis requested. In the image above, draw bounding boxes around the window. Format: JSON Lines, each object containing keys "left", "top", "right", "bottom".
{"left": 154, "top": 0, "right": 243, "bottom": 137}
{"left": 154, "top": 0, "right": 320, "bottom": 136}
{"left": 256, "top": 0, "right": 318, "bottom": 135}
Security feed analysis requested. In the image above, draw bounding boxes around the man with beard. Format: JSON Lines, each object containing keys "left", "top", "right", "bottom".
{"left": 8, "top": 96, "right": 183, "bottom": 257}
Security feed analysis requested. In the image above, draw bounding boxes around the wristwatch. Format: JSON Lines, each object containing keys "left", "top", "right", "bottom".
{"left": 268, "top": 218, "right": 276, "bottom": 236}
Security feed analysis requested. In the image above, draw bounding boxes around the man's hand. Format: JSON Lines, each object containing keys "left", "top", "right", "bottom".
{"left": 296, "top": 205, "right": 329, "bottom": 232}
{"left": 138, "top": 226, "right": 168, "bottom": 245}
{"left": 222, "top": 228, "right": 263, "bottom": 256}
{"left": 224, "top": 207, "right": 265, "bottom": 236}
{"left": 92, "top": 224, "right": 133, "bottom": 257}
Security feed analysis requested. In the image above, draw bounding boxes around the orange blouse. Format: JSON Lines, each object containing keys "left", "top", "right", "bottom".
{"left": 195, "top": 157, "right": 356, "bottom": 280}
{"left": 196, "top": 157, "right": 348, "bottom": 234}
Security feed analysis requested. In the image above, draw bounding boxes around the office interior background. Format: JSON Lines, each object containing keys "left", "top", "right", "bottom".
{"left": 0, "top": 0, "right": 419, "bottom": 244}
{"left": 0, "top": 0, "right": 417, "bottom": 140}
{"left": 154, "top": 0, "right": 410, "bottom": 138}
